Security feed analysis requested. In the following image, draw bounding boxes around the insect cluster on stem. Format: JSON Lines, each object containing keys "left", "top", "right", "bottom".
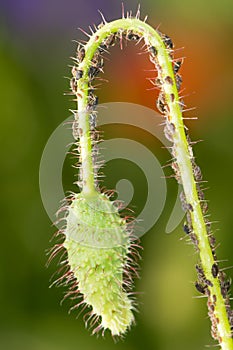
{"left": 46, "top": 7, "right": 233, "bottom": 347}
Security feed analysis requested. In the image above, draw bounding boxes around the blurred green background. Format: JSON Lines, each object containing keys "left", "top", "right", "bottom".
{"left": 1, "top": 0, "right": 233, "bottom": 349}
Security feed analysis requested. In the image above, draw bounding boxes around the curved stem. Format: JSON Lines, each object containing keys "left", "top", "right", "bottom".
{"left": 73, "top": 16, "right": 233, "bottom": 348}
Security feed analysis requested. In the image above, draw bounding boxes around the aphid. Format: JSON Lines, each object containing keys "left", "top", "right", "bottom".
{"left": 104, "top": 33, "right": 116, "bottom": 47}
{"left": 190, "top": 233, "right": 199, "bottom": 247}
{"left": 89, "top": 112, "right": 97, "bottom": 129}
{"left": 197, "top": 188, "right": 205, "bottom": 201}
{"left": 88, "top": 94, "right": 99, "bottom": 110}
{"left": 211, "top": 326, "right": 218, "bottom": 340}
{"left": 209, "top": 235, "right": 216, "bottom": 248}
{"left": 171, "top": 162, "right": 182, "bottom": 184}
{"left": 205, "top": 218, "right": 211, "bottom": 229}
{"left": 195, "top": 282, "right": 205, "bottom": 294}
{"left": 173, "top": 60, "right": 182, "bottom": 74}
{"left": 92, "top": 146, "right": 98, "bottom": 163}
{"left": 175, "top": 74, "right": 182, "bottom": 91}
{"left": 88, "top": 87, "right": 95, "bottom": 95}
{"left": 193, "top": 165, "right": 202, "bottom": 181}
{"left": 211, "top": 263, "right": 219, "bottom": 278}
{"left": 180, "top": 192, "right": 194, "bottom": 212}
{"left": 187, "top": 203, "right": 193, "bottom": 212}
{"left": 201, "top": 201, "right": 208, "bottom": 214}
{"left": 183, "top": 223, "right": 191, "bottom": 234}
{"left": 221, "top": 287, "right": 228, "bottom": 298}
{"left": 76, "top": 69, "right": 83, "bottom": 80}
{"left": 156, "top": 63, "right": 162, "bottom": 73}
{"left": 92, "top": 95, "right": 99, "bottom": 108}
{"left": 92, "top": 51, "right": 101, "bottom": 65}
{"left": 126, "top": 30, "right": 140, "bottom": 41}
{"left": 209, "top": 303, "right": 215, "bottom": 312}
{"left": 185, "top": 131, "right": 192, "bottom": 145}
{"left": 212, "top": 249, "right": 217, "bottom": 260}
{"left": 88, "top": 66, "right": 100, "bottom": 79}
{"left": 70, "top": 77, "right": 77, "bottom": 93}
{"left": 171, "top": 161, "right": 179, "bottom": 172}
{"left": 155, "top": 77, "right": 162, "bottom": 87}
{"left": 149, "top": 46, "right": 157, "bottom": 56}
{"left": 99, "top": 43, "right": 108, "bottom": 53}
{"left": 156, "top": 93, "right": 167, "bottom": 114}
{"left": 205, "top": 279, "right": 213, "bottom": 288}
{"left": 164, "top": 75, "right": 173, "bottom": 85}
{"left": 167, "top": 121, "right": 175, "bottom": 133}
{"left": 164, "top": 122, "right": 175, "bottom": 142}
{"left": 219, "top": 271, "right": 226, "bottom": 283}
{"left": 196, "top": 264, "right": 204, "bottom": 277}
{"left": 97, "top": 58, "right": 104, "bottom": 69}
{"left": 92, "top": 48, "right": 103, "bottom": 63}
{"left": 71, "top": 65, "right": 77, "bottom": 77}
{"left": 162, "top": 34, "right": 174, "bottom": 49}
{"left": 72, "top": 120, "right": 79, "bottom": 139}
{"left": 76, "top": 46, "right": 85, "bottom": 62}
{"left": 178, "top": 99, "right": 185, "bottom": 112}
{"left": 223, "top": 279, "right": 231, "bottom": 292}
{"left": 227, "top": 309, "right": 233, "bottom": 322}
{"left": 170, "top": 93, "right": 175, "bottom": 103}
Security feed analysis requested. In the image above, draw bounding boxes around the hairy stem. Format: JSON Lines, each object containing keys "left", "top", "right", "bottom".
{"left": 69, "top": 15, "right": 233, "bottom": 347}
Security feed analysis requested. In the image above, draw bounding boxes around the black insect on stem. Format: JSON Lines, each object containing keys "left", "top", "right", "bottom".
{"left": 175, "top": 73, "right": 182, "bottom": 91}
{"left": 104, "top": 33, "right": 117, "bottom": 46}
{"left": 149, "top": 45, "right": 157, "bottom": 56}
{"left": 156, "top": 92, "right": 169, "bottom": 114}
{"left": 173, "top": 60, "right": 182, "bottom": 74}
{"left": 161, "top": 33, "right": 174, "bottom": 50}
{"left": 126, "top": 30, "right": 140, "bottom": 41}
{"left": 195, "top": 282, "right": 206, "bottom": 294}
{"left": 164, "top": 75, "right": 174, "bottom": 85}
{"left": 88, "top": 66, "right": 100, "bottom": 79}
{"left": 76, "top": 46, "right": 85, "bottom": 62}
{"left": 76, "top": 69, "right": 83, "bottom": 80}
{"left": 212, "top": 263, "right": 219, "bottom": 278}
{"left": 183, "top": 224, "right": 191, "bottom": 235}
{"left": 70, "top": 77, "right": 77, "bottom": 94}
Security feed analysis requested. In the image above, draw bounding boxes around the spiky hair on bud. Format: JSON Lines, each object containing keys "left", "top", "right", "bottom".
{"left": 49, "top": 191, "right": 140, "bottom": 337}
{"left": 59, "top": 192, "right": 139, "bottom": 336}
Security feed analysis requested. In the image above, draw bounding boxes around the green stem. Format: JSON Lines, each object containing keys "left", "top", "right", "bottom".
{"left": 77, "top": 107, "right": 96, "bottom": 195}
{"left": 73, "top": 16, "right": 233, "bottom": 348}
